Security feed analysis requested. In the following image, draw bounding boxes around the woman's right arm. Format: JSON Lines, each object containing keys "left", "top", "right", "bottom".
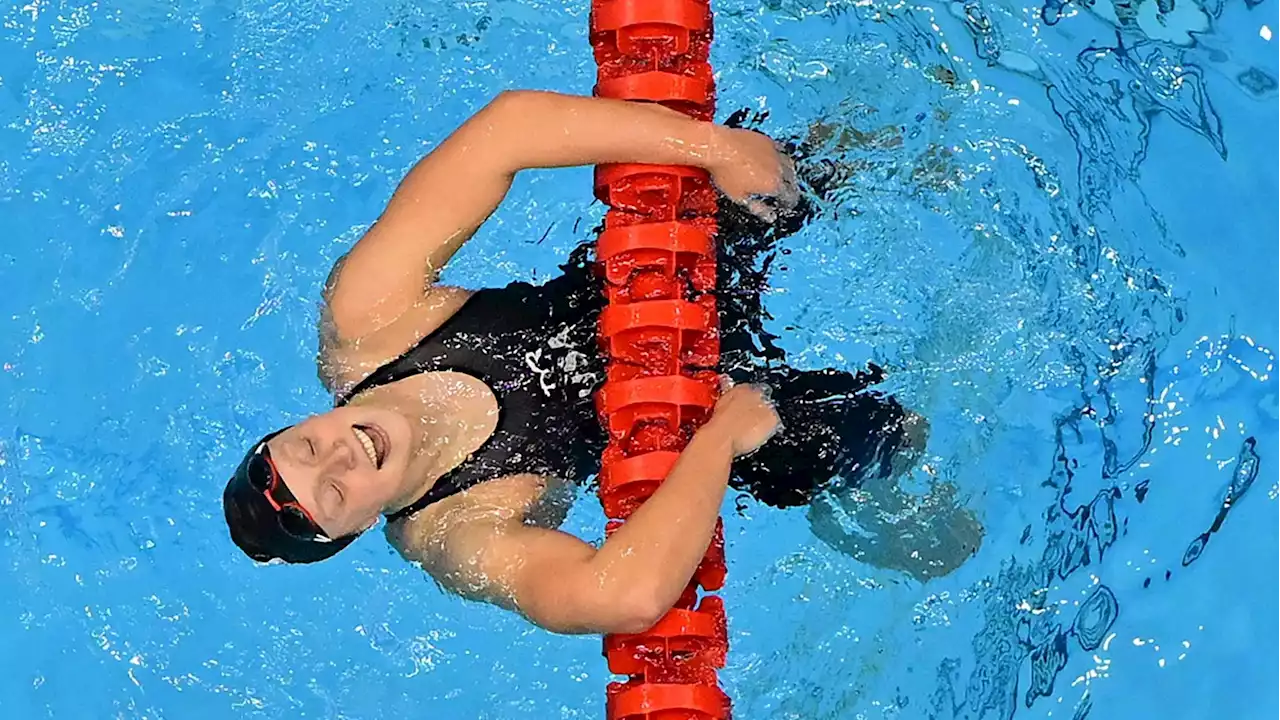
{"left": 324, "top": 91, "right": 794, "bottom": 345}
{"left": 418, "top": 383, "right": 781, "bottom": 635}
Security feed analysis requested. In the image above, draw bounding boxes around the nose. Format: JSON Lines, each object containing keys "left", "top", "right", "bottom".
{"left": 322, "top": 435, "right": 358, "bottom": 473}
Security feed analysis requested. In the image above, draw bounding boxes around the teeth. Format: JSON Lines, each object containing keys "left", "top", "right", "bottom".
{"left": 352, "top": 427, "right": 379, "bottom": 467}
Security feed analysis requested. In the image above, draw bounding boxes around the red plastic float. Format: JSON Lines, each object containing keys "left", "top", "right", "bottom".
{"left": 590, "top": 0, "right": 729, "bottom": 718}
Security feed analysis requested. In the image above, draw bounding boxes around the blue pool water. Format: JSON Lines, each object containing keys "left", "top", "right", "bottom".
{"left": 1, "top": 0, "right": 1276, "bottom": 717}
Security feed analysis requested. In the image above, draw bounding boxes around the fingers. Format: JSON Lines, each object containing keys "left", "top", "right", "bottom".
{"left": 760, "top": 413, "right": 783, "bottom": 447}
{"left": 718, "top": 373, "right": 734, "bottom": 394}
{"left": 739, "top": 149, "right": 799, "bottom": 222}
{"left": 706, "top": 380, "right": 783, "bottom": 457}
{"left": 775, "top": 154, "right": 800, "bottom": 209}
{"left": 728, "top": 382, "right": 776, "bottom": 411}
{"left": 714, "top": 378, "right": 774, "bottom": 408}
{"left": 751, "top": 382, "right": 774, "bottom": 405}
{"left": 743, "top": 196, "right": 779, "bottom": 223}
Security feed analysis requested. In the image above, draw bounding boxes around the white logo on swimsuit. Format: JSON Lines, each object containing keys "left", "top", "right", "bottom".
{"left": 525, "top": 348, "right": 557, "bottom": 397}
{"left": 525, "top": 326, "right": 599, "bottom": 398}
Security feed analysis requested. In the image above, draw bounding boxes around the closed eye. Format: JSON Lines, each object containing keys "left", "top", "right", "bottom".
{"left": 292, "top": 436, "right": 317, "bottom": 464}
{"left": 313, "top": 478, "right": 344, "bottom": 523}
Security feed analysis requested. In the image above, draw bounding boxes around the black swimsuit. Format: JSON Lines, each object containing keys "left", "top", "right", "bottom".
{"left": 335, "top": 250, "right": 608, "bottom": 522}
{"left": 339, "top": 127, "right": 914, "bottom": 521}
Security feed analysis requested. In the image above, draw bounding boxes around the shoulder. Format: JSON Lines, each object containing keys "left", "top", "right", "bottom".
{"left": 384, "top": 474, "right": 570, "bottom": 574}
{"left": 316, "top": 283, "right": 476, "bottom": 393}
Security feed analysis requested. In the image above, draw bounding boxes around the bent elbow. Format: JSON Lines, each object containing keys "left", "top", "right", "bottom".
{"left": 531, "top": 586, "right": 670, "bottom": 636}
{"left": 608, "top": 614, "right": 662, "bottom": 636}
{"left": 605, "top": 590, "right": 671, "bottom": 635}
{"left": 487, "top": 89, "right": 523, "bottom": 112}
{"left": 486, "top": 90, "right": 541, "bottom": 121}
{"left": 473, "top": 90, "right": 542, "bottom": 174}
{"left": 522, "top": 559, "right": 676, "bottom": 635}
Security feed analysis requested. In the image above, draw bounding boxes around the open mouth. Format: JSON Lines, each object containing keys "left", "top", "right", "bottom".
{"left": 352, "top": 424, "right": 389, "bottom": 470}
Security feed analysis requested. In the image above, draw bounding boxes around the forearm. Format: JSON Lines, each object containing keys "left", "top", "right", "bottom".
{"left": 370, "top": 91, "right": 718, "bottom": 284}
{"left": 436, "top": 435, "right": 730, "bottom": 636}
{"left": 582, "top": 423, "right": 735, "bottom": 631}
{"left": 491, "top": 90, "right": 726, "bottom": 173}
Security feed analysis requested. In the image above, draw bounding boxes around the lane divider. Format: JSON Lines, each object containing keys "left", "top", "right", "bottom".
{"left": 590, "top": 1, "right": 730, "bottom": 718}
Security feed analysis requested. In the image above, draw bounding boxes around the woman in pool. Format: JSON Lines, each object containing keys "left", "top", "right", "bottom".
{"left": 222, "top": 91, "right": 982, "bottom": 634}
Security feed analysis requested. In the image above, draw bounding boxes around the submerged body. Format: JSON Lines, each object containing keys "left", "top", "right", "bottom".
{"left": 222, "top": 91, "right": 982, "bottom": 634}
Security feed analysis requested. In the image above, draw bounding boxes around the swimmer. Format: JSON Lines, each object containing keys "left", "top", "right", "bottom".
{"left": 222, "top": 91, "right": 982, "bottom": 633}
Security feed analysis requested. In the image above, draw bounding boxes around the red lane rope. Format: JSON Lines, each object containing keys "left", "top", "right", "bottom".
{"left": 590, "top": 1, "right": 730, "bottom": 718}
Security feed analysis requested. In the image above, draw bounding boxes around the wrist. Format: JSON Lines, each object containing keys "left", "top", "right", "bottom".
{"left": 702, "top": 123, "right": 735, "bottom": 174}
{"left": 694, "top": 415, "right": 738, "bottom": 457}
{"left": 649, "top": 106, "right": 723, "bottom": 171}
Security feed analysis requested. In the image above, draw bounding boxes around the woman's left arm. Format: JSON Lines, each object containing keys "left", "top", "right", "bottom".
{"left": 325, "top": 90, "right": 788, "bottom": 344}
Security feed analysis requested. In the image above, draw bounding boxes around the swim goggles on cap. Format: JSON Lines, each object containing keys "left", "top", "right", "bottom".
{"left": 242, "top": 439, "right": 330, "bottom": 541}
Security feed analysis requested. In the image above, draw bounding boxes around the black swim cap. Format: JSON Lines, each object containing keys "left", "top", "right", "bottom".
{"left": 222, "top": 429, "right": 360, "bottom": 564}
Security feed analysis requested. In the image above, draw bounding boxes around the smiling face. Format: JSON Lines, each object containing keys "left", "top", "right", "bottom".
{"left": 266, "top": 405, "right": 416, "bottom": 538}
